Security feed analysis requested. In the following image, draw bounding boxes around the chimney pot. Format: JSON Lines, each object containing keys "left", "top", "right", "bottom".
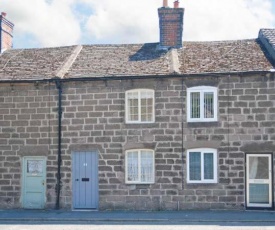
{"left": 174, "top": 1, "right": 179, "bottom": 8}
{"left": 163, "top": 0, "right": 168, "bottom": 7}
{"left": 1, "top": 12, "right": 7, "bottom": 17}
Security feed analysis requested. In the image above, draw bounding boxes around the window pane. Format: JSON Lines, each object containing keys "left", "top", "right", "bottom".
{"left": 249, "top": 157, "right": 269, "bottom": 179}
{"left": 204, "top": 92, "right": 214, "bottom": 118}
{"left": 191, "top": 92, "right": 200, "bottom": 118}
{"left": 140, "top": 91, "right": 154, "bottom": 121}
{"left": 128, "top": 92, "right": 138, "bottom": 99}
{"left": 189, "top": 152, "right": 201, "bottom": 180}
{"left": 141, "top": 102, "right": 147, "bottom": 121}
{"left": 141, "top": 96, "right": 153, "bottom": 122}
{"left": 140, "top": 151, "right": 154, "bottom": 182}
{"left": 249, "top": 184, "right": 269, "bottom": 204}
{"left": 204, "top": 153, "right": 214, "bottom": 180}
{"left": 27, "top": 160, "right": 43, "bottom": 173}
{"left": 127, "top": 152, "right": 138, "bottom": 182}
{"left": 128, "top": 98, "right": 138, "bottom": 121}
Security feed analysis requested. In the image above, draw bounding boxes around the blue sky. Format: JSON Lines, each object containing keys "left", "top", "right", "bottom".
{"left": 1, "top": 0, "right": 275, "bottom": 49}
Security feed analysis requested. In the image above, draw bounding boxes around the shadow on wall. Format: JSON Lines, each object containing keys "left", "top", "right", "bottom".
{"left": 129, "top": 43, "right": 168, "bottom": 62}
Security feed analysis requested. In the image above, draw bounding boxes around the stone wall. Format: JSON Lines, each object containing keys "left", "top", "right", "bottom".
{"left": 0, "top": 82, "right": 58, "bottom": 209}
{"left": 0, "top": 73, "right": 274, "bottom": 210}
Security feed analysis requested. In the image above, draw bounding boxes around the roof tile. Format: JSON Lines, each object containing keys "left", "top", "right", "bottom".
{"left": 178, "top": 39, "right": 273, "bottom": 74}
{"left": 0, "top": 46, "right": 76, "bottom": 80}
{"left": 66, "top": 43, "right": 170, "bottom": 78}
{"left": 0, "top": 35, "right": 274, "bottom": 81}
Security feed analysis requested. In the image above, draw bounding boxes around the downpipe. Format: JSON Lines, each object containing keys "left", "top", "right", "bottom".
{"left": 55, "top": 80, "right": 62, "bottom": 210}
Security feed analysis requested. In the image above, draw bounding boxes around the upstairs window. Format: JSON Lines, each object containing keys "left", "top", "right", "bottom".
{"left": 187, "top": 148, "right": 217, "bottom": 184}
{"left": 187, "top": 86, "right": 217, "bottom": 122}
{"left": 125, "top": 89, "right": 154, "bottom": 123}
{"left": 125, "top": 149, "right": 154, "bottom": 184}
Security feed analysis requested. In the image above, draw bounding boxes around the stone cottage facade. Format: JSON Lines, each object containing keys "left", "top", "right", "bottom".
{"left": 0, "top": 1, "right": 275, "bottom": 211}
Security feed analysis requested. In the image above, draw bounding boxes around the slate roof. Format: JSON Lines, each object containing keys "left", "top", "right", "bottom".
{"left": 0, "top": 32, "right": 274, "bottom": 81}
{"left": 258, "top": 29, "right": 275, "bottom": 64}
{"left": 260, "top": 29, "right": 275, "bottom": 50}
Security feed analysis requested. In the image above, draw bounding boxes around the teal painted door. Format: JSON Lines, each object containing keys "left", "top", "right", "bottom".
{"left": 22, "top": 157, "right": 46, "bottom": 209}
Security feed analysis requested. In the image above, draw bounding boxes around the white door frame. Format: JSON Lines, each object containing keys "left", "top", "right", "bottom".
{"left": 246, "top": 153, "right": 273, "bottom": 209}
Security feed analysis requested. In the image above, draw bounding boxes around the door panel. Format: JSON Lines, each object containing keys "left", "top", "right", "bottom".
{"left": 249, "top": 184, "right": 269, "bottom": 204}
{"left": 22, "top": 157, "right": 46, "bottom": 209}
{"left": 246, "top": 154, "right": 272, "bottom": 208}
{"left": 73, "top": 152, "right": 98, "bottom": 209}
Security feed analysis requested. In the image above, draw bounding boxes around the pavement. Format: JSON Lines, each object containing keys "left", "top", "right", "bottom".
{"left": 0, "top": 209, "right": 275, "bottom": 223}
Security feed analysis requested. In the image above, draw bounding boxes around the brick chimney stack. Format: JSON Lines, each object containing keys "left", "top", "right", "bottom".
{"left": 158, "top": 0, "right": 184, "bottom": 49}
{"left": 163, "top": 0, "right": 168, "bottom": 7}
{"left": 0, "top": 12, "right": 14, "bottom": 53}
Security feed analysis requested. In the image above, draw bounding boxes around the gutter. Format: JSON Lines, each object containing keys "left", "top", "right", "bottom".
{"left": 0, "top": 70, "right": 272, "bottom": 84}
{"left": 55, "top": 79, "right": 62, "bottom": 210}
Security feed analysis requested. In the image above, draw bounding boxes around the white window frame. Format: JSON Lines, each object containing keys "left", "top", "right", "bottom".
{"left": 187, "top": 86, "right": 217, "bottom": 122}
{"left": 125, "top": 89, "right": 155, "bottom": 124}
{"left": 187, "top": 148, "right": 218, "bottom": 184}
{"left": 125, "top": 149, "right": 155, "bottom": 184}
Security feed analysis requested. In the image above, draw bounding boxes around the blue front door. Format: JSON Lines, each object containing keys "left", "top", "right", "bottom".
{"left": 22, "top": 157, "right": 46, "bottom": 209}
{"left": 73, "top": 152, "right": 98, "bottom": 209}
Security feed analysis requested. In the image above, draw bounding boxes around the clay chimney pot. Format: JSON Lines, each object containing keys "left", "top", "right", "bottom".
{"left": 174, "top": 1, "right": 179, "bottom": 8}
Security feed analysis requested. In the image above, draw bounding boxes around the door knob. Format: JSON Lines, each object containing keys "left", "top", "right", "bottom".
{"left": 42, "top": 180, "right": 45, "bottom": 186}
{"left": 75, "top": 179, "right": 79, "bottom": 181}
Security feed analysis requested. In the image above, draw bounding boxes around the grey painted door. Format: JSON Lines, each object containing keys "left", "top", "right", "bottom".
{"left": 73, "top": 151, "right": 98, "bottom": 209}
{"left": 22, "top": 157, "right": 46, "bottom": 209}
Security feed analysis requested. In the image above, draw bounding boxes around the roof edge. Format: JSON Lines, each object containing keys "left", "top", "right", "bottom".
{"left": 0, "top": 70, "right": 272, "bottom": 84}
{"left": 258, "top": 29, "right": 275, "bottom": 65}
